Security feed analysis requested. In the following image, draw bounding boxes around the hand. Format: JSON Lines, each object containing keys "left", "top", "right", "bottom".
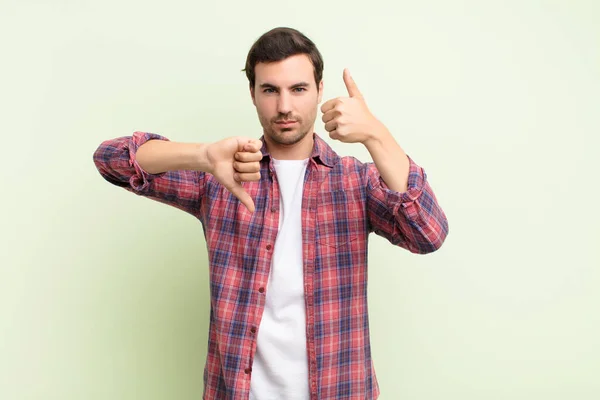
{"left": 206, "top": 137, "right": 263, "bottom": 212}
{"left": 321, "top": 68, "right": 385, "bottom": 143}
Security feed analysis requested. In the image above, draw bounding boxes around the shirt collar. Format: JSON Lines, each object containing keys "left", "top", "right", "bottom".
{"left": 260, "top": 133, "right": 338, "bottom": 168}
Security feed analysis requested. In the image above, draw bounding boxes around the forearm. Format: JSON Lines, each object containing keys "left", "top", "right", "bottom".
{"left": 363, "top": 127, "right": 410, "bottom": 193}
{"left": 136, "top": 140, "right": 210, "bottom": 174}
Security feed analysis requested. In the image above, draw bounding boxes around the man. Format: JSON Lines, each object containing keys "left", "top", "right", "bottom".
{"left": 94, "top": 27, "right": 448, "bottom": 400}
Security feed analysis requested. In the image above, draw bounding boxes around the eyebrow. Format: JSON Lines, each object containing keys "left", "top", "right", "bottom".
{"left": 259, "top": 82, "right": 311, "bottom": 90}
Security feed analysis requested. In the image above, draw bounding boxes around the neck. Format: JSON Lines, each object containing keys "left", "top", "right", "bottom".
{"left": 264, "top": 130, "right": 314, "bottom": 160}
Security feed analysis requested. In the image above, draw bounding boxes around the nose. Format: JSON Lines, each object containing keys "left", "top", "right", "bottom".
{"left": 276, "top": 91, "right": 292, "bottom": 115}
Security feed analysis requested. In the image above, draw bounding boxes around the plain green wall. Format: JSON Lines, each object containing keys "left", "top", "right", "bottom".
{"left": 1, "top": 0, "right": 599, "bottom": 399}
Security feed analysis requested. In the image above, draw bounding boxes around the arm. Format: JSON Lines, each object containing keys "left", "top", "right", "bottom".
{"left": 364, "top": 155, "right": 448, "bottom": 254}
{"left": 93, "top": 131, "right": 263, "bottom": 215}
{"left": 320, "top": 69, "right": 448, "bottom": 253}
{"left": 363, "top": 127, "right": 448, "bottom": 254}
{"left": 93, "top": 131, "right": 205, "bottom": 217}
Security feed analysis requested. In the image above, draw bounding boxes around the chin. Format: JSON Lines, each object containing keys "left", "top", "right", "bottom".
{"left": 269, "top": 130, "right": 308, "bottom": 146}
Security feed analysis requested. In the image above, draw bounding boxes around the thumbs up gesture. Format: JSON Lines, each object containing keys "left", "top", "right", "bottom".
{"left": 321, "top": 69, "right": 386, "bottom": 144}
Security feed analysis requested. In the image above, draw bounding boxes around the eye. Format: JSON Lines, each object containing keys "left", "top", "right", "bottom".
{"left": 263, "top": 88, "right": 276, "bottom": 94}
{"left": 293, "top": 87, "right": 307, "bottom": 93}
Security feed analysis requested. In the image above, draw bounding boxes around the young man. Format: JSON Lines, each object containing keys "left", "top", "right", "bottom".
{"left": 94, "top": 27, "right": 448, "bottom": 400}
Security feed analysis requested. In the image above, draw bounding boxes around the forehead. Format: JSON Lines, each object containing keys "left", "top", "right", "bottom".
{"left": 254, "top": 54, "right": 315, "bottom": 86}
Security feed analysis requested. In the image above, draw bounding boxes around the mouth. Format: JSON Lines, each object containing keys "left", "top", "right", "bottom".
{"left": 275, "top": 120, "right": 298, "bottom": 128}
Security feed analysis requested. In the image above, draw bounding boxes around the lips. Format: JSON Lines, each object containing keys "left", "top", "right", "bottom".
{"left": 275, "top": 120, "right": 298, "bottom": 127}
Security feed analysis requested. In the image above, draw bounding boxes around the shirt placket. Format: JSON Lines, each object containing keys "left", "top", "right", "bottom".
{"left": 303, "top": 160, "right": 320, "bottom": 399}
{"left": 242, "top": 159, "right": 281, "bottom": 393}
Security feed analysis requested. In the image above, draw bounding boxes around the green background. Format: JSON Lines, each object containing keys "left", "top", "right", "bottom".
{"left": 1, "top": 0, "right": 599, "bottom": 399}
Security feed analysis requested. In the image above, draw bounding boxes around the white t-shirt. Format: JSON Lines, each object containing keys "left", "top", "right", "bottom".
{"left": 249, "top": 158, "right": 310, "bottom": 400}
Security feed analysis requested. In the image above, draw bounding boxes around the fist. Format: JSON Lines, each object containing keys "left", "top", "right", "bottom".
{"left": 320, "top": 69, "right": 384, "bottom": 143}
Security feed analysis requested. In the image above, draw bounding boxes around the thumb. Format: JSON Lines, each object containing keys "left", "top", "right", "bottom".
{"left": 343, "top": 68, "right": 363, "bottom": 99}
{"left": 228, "top": 182, "right": 256, "bottom": 213}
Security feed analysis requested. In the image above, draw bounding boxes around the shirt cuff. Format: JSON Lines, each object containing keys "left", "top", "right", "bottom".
{"left": 379, "top": 155, "right": 427, "bottom": 211}
{"left": 128, "top": 131, "right": 169, "bottom": 191}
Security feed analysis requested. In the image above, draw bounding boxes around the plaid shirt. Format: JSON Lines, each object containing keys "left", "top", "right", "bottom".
{"left": 93, "top": 131, "right": 449, "bottom": 400}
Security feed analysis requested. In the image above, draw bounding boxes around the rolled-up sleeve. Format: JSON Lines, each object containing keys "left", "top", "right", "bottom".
{"left": 365, "top": 156, "right": 448, "bottom": 254}
{"left": 93, "top": 131, "right": 205, "bottom": 217}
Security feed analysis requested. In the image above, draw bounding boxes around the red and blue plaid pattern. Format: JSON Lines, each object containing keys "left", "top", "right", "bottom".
{"left": 93, "top": 131, "right": 448, "bottom": 399}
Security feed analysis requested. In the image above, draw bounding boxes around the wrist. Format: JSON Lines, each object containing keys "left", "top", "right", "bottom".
{"left": 197, "top": 143, "right": 213, "bottom": 173}
{"left": 362, "top": 122, "right": 391, "bottom": 150}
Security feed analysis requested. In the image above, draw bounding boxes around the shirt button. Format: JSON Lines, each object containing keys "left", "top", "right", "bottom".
{"left": 244, "top": 367, "right": 252, "bottom": 374}
{"left": 258, "top": 287, "right": 265, "bottom": 293}
{"left": 250, "top": 327, "right": 257, "bottom": 334}
{"left": 266, "top": 244, "right": 272, "bottom": 251}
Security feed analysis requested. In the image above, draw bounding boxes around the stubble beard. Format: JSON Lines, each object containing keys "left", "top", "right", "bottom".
{"left": 263, "top": 118, "right": 311, "bottom": 146}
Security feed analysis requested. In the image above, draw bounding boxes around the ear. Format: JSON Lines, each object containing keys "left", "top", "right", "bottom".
{"left": 317, "top": 80, "right": 324, "bottom": 104}
{"left": 250, "top": 85, "right": 256, "bottom": 106}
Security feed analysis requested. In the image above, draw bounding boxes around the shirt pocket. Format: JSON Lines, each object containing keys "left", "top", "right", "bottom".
{"left": 316, "top": 188, "right": 364, "bottom": 249}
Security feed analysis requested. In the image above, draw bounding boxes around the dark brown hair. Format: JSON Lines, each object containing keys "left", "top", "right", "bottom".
{"left": 243, "top": 27, "right": 324, "bottom": 90}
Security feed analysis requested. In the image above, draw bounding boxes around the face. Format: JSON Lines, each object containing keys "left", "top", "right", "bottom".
{"left": 251, "top": 54, "right": 324, "bottom": 148}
